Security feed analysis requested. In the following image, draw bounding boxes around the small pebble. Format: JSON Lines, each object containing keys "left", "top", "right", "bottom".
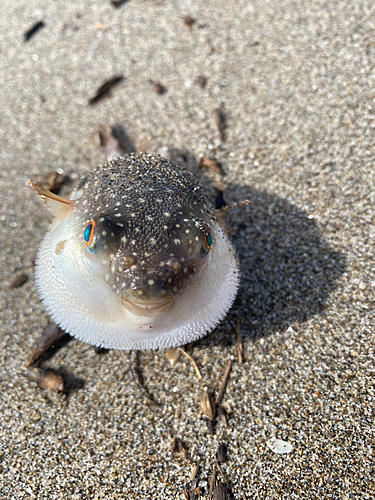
{"left": 8, "top": 273, "right": 27, "bottom": 288}
{"left": 152, "top": 82, "right": 167, "bottom": 95}
{"left": 183, "top": 16, "right": 195, "bottom": 29}
{"left": 195, "top": 75, "right": 207, "bottom": 88}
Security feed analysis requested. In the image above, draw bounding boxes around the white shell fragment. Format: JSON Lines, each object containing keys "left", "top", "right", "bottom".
{"left": 266, "top": 437, "right": 293, "bottom": 454}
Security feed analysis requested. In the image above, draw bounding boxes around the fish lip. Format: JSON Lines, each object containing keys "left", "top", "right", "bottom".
{"left": 120, "top": 297, "right": 175, "bottom": 317}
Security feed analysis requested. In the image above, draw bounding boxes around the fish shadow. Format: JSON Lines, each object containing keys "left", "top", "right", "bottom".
{"left": 206, "top": 184, "right": 347, "bottom": 342}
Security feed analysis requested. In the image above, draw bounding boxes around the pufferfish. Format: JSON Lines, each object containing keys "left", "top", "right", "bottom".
{"left": 29, "top": 153, "right": 240, "bottom": 350}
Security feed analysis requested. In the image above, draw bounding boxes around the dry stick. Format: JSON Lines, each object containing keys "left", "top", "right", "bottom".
{"left": 189, "top": 464, "right": 199, "bottom": 500}
{"left": 236, "top": 317, "right": 243, "bottom": 365}
{"left": 190, "top": 464, "right": 199, "bottom": 482}
{"left": 127, "top": 352, "right": 161, "bottom": 408}
{"left": 215, "top": 360, "right": 232, "bottom": 405}
{"left": 216, "top": 461, "right": 224, "bottom": 477}
{"left": 209, "top": 468, "right": 217, "bottom": 500}
{"left": 26, "top": 323, "right": 66, "bottom": 367}
{"left": 177, "top": 348, "right": 202, "bottom": 380}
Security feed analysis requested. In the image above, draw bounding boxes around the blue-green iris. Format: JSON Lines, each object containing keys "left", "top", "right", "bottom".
{"left": 84, "top": 224, "right": 93, "bottom": 243}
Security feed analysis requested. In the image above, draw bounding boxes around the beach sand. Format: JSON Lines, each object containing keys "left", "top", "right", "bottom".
{"left": 0, "top": 1, "right": 374, "bottom": 498}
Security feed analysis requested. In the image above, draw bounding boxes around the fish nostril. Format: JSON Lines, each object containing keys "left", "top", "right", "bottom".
{"left": 165, "top": 257, "right": 181, "bottom": 270}
{"left": 131, "top": 284, "right": 157, "bottom": 300}
{"left": 119, "top": 254, "right": 137, "bottom": 268}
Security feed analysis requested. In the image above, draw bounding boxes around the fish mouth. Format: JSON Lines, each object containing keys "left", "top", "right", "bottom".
{"left": 120, "top": 297, "right": 175, "bottom": 317}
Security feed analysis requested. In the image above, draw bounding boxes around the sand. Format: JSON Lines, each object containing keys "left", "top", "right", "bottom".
{"left": 0, "top": 0, "right": 374, "bottom": 498}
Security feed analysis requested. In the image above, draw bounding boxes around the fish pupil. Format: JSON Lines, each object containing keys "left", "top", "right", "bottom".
{"left": 205, "top": 233, "right": 212, "bottom": 248}
{"left": 202, "top": 232, "right": 212, "bottom": 257}
{"left": 84, "top": 224, "right": 92, "bottom": 243}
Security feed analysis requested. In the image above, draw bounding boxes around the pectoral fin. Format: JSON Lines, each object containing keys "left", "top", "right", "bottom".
{"left": 27, "top": 180, "right": 75, "bottom": 220}
{"left": 214, "top": 199, "right": 250, "bottom": 234}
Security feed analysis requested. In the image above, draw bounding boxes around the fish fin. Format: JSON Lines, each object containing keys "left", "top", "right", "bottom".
{"left": 27, "top": 180, "right": 75, "bottom": 220}
{"left": 213, "top": 199, "right": 250, "bottom": 217}
{"left": 214, "top": 199, "right": 250, "bottom": 234}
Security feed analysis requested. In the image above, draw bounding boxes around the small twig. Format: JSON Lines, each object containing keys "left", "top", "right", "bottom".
{"left": 189, "top": 464, "right": 199, "bottom": 500}
{"left": 177, "top": 348, "right": 202, "bottom": 380}
{"left": 200, "top": 391, "right": 216, "bottom": 420}
{"left": 26, "top": 323, "right": 66, "bottom": 367}
{"left": 190, "top": 464, "right": 199, "bottom": 482}
{"left": 217, "top": 406, "right": 228, "bottom": 428}
{"left": 127, "top": 352, "right": 161, "bottom": 408}
{"left": 236, "top": 317, "right": 243, "bottom": 365}
{"left": 208, "top": 468, "right": 217, "bottom": 500}
{"left": 215, "top": 360, "right": 232, "bottom": 405}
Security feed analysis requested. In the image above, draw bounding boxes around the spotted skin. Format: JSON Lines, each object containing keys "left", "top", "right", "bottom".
{"left": 36, "top": 153, "right": 240, "bottom": 349}
{"left": 74, "top": 154, "right": 213, "bottom": 301}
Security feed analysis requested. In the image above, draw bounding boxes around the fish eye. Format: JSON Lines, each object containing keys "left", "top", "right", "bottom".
{"left": 194, "top": 219, "right": 212, "bottom": 258}
{"left": 202, "top": 232, "right": 212, "bottom": 257}
{"left": 84, "top": 220, "right": 96, "bottom": 252}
